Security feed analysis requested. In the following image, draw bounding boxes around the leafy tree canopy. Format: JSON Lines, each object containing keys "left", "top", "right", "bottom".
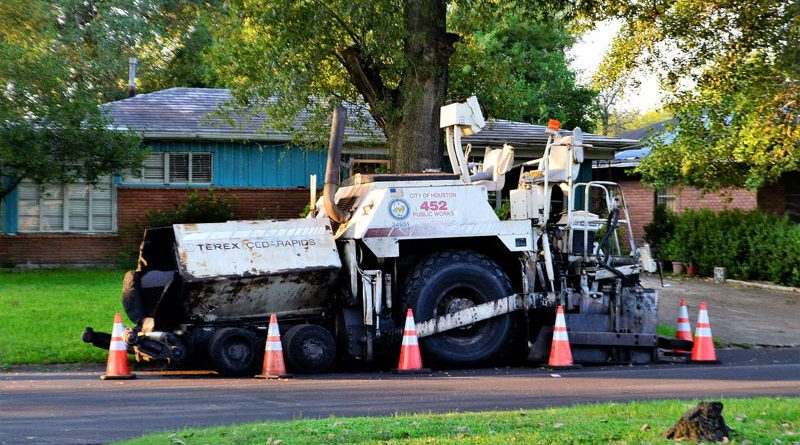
{"left": 583, "top": 0, "right": 800, "bottom": 190}
{"left": 448, "top": 4, "right": 596, "bottom": 131}
{"left": 0, "top": 0, "right": 218, "bottom": 199}
{"left": 211, "top": 0, "right": 584, "bottom": 172}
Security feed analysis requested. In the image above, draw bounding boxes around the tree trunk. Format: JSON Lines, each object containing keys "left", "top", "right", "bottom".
{"left": 386, "top": 0, "right": 455, "bottom": 173}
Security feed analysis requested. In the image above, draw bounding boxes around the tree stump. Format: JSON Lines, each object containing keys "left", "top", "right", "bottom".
{"left": 665, "top": 401, "right": 731, "bottom": 442}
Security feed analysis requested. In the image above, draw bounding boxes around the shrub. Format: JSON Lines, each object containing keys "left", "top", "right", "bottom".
{"left": 644, "top": 203, "right": 676, "bottom": 256}
{"left": 660, "top": 209, "right": 800, "bottom": 286}
{"left": 145, "top": 189, "right": 236, "bottom": 228}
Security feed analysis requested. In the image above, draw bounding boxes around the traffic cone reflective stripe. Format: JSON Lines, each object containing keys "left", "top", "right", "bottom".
{"left": 674, "top": 299, "right": 692, "bottom": 354}
{"left": 101, "top": 313, "right": 135, "bottom": 380}
{"left": 691, "top": 302, "right": 718, "bottom": 363}
{"left": 548, "top": 305, "right": 576, "bottom": 368}
{"left": 256, "top": 313, "right": 291, "bottom": 379}
{"left": 393, "top": 309, "right": 430, "bottom": 374}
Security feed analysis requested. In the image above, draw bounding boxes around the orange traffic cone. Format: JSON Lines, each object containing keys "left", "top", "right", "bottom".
{"left": 393, "top": 309, "right": 430, "bottom": 374}
{"left": 101, "top": 313, "right": 135, "bottom": 380}
{"left": 673, "top": 299, "right": 693, "bottom": 355}
{"left": 548, "top": 305, "right": 580, "bottom": 369}
{"left": 691, "top": 302, "right": 719, "bottom": 363}
{"left": 256, "top": 313, "right": 292, "bottom": 379}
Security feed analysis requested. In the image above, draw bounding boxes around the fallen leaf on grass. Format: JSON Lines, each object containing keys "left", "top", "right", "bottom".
{"left": 640, "top": 424, "right": 651, "bottom": 432}
{"left": 327, "top": 433, "right": 336, "bottom": 439}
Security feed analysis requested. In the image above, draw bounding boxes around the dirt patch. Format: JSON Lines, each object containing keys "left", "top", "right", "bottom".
{"left": 645, "top": 275, "right": 799, "bottom": 347}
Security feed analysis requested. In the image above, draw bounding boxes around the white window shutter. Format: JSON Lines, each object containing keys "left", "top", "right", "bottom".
{"left": 17, "top": 181, "right": 40, "bottom": 231}
{"left": 191, "top": 153, "right": 212, "bottom": 183}
{"left": 169, "top": 153, "right": 190, "bottom": 183}
{"left": 67, "top": 183, "right": 90, "bottom": 231}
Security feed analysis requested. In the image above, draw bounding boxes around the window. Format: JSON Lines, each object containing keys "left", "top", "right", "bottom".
{"left": 17, "top": 177, "right": 115, "bottom": 233}
{"left": 349, "top": 159, "right": 391, "bottom": 176}
{"left": 126, "top": 152, "right": 212, "bottom": 184}
{"left": 656, "top": 186, "right": 678, "bottom": 211}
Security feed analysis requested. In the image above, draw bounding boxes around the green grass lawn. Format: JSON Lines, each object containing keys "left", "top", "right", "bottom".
{"left": 0, "top": 268, "right": 128, "bottom": 368}
{"left": 116, "top": 397, "right": 799, "bottom": 445}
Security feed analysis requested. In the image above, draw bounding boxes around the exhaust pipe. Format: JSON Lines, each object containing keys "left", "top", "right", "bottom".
{"left": 323, "top": 105, "right": 350, "bottom": 224}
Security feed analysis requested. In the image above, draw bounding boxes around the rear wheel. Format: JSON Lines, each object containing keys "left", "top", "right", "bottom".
{"left": 282, "top": 324, "right": 336, "bottom": 374}
{"left": 403, "top": 250, "right": 517, "bottom": 366}
{"left": 207, "top": 328, "right": 259, "bottom": 376}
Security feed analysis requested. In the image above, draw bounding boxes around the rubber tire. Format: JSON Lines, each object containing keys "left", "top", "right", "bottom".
{"left": 207, "top": 328, "right": 259, "bottom": 377}
{"left": 403, "top": 250, "right": 516, "bottom": 366}
{"left": 282, "top": 324, "right": 336, "bottom": 374}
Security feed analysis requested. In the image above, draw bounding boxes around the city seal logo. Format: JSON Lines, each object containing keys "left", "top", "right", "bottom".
{"left": 388, "top": 198, "right": 410, "bottom": 220}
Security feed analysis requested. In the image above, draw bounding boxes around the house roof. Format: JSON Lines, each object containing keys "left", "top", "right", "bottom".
{"left": 618, "top": 118, "right": 676, "bottom": 141}
{"left": 103, "top": 88, "right": 639, "bottom": 158}
{"left": 604, "top": 118, "right": 676, "bottom": 167}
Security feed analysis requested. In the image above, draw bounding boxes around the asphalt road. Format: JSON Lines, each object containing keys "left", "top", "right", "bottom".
{"left": 1, "top": 348, "right": 798, "bottom": 445}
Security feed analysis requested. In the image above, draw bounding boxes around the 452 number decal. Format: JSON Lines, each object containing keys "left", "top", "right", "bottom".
{"left": 419, "top": 200, "right": 448, "bottom": 211}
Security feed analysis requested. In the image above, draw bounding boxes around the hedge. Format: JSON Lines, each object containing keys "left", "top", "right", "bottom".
{"left": 649, "top": 208, "right": 800, "bottom": 287}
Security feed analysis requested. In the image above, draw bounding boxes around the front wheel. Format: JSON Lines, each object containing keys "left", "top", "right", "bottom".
{"left": 403, "top": 250, "right": 517, "bottom": 366}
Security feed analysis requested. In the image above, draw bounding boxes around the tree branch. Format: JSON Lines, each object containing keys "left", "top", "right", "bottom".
{"left": 340, "top": 46, "right": 397, "bottom": 133}
{"left": 0, "top": 175, "right": 24, "bottom": 201}
{"left": 312, "top": 0, "right": 364, "bottom": 49}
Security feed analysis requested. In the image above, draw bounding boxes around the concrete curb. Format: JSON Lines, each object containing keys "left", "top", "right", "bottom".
{"left": 726, "top": 279, "right": 800, "bottom": 294}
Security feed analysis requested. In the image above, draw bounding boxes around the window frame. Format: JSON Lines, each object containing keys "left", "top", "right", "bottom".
{"left": 656, "top": 186, "right": 678, "bottom": 211}
{"left": 349, "top": 159, "right": 391, "bottom": 176}
{"left": 17, "top": 178, "right": 117, "bottom": 234}
{"left": 125, "top": 152, "right": 213, "bottom": 185}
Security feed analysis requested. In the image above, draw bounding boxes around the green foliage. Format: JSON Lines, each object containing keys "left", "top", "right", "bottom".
{"left": 0, "top": 0, "right": 222, "bottom": 200}
{"left": 660, "top": 209, "right": 800, "bottom": 286}
{"left": 298, "top": 203, "right": 312, "bottom": 219}
{"left": 448, "top": 5, "right": 596, "bottom": 130}
{"left": 494, "top": 201, "right": 510, "bottom": 220}
{"left": 643, "top": 203, "right": 677, "bottom": 256}
{"left": 584, "top": 0, "right": 800, "bottom": 190}
{"left": 118, "top": 398, "right": 800, "bottom": 445}
{"left": 145, "top": 189, "right": 236, "bottom": 228}
{"left": 0, "top": 0, "right": 151, "bottom": 199}
{"left": 0, "top": 269, "right": 127, "bottom": 366}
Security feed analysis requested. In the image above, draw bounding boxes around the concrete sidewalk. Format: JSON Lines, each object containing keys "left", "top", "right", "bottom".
{"left": 644, "top": 275, "right": 800, "bottom": 347}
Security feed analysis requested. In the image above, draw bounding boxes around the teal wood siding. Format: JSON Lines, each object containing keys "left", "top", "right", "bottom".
{"left": 1, "top": 177, "right": 19, "bottom": 233}
{"left": 119, "top": 140, "right": 327, "bottom": 188}
{"left": 572, "top": 160, "right": 594, "bottom": 210}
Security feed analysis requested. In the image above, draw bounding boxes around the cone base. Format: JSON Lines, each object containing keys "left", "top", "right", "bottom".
{"left": 543, "top": 364, "right": 582, "bottom": 370}
{"left": 100, "top": 374, "right": 136, "bottom": 380}
{"left": 392, "top": 368, "right": 431, "bottom": 374}
{"left": 255, "top": 373, "right": 293, "bottom": 379}
{"left": 689, "top": 359, "right": 721, "bottom": 364}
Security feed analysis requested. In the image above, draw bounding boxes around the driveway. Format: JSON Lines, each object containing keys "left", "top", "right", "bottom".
{"left": 645, "top": 275, "right": 799, "bottom": 347}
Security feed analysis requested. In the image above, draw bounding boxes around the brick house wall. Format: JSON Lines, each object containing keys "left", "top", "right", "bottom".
{"left": 1, "top": 187, "right": 312, "bottom": 267}
{"left": 618, "top": 179, "right": 654, "bottom": 246}
{"left": 596, "top": 167, "right": 769, "bottom": 247}
{"left": 669, "top": 188, "right": 757, "bottom": 213}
